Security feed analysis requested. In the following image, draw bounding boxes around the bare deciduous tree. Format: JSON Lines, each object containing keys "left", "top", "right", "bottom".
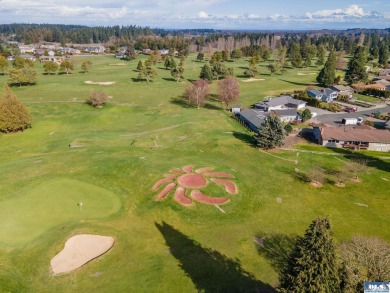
{"left": 347, "top": 158, "right": 368, "bottom": 181}
{"left": 185, "top": 79, "right": 210, "bottom": 108}
{"left": 307, "top": 166, "right": 325, "bottom": 186}
{"left": 86, "top": 91, "right": 108, "bottom": 108}
{"left": 217, "top": 76, "right": 239, "bottom": 109}
{"left": 340, "top": 236, "right": 390, "bottom": 292}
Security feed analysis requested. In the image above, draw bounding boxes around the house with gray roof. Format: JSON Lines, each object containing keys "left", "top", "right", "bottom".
{"left": 307, "top": 88, "right": 338, "bottom": 102}
{"left": 239, "top": 109, "right": 267, "bottom": 132}
{"left": 239, "top": 108, "right": 298, "bottom": 132}
{"left": 255, "top": 95, "right": 306, "bottom": 112}
{"left": 329, "top": 85, "right": 354, "bottom": 98}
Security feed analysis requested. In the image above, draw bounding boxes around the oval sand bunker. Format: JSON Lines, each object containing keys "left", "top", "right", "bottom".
{"left": 51, "top": 234, "right": 114, "bottom": 275}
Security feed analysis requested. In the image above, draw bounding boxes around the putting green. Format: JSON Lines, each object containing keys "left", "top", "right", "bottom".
{"left": 0, "top": 178, "right": 121, "bottom": 247}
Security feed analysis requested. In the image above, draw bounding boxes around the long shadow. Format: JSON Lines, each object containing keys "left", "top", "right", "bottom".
{"left": 162, "top": 77, "right": 177, "bottom": 82}
{"left": 170, "top": 96, "right": 194, "bottom": 108}
{"left": 131, "top": 77, "right": 146, "bottom": 83}
{"left": 254, "top": 233, "right": 298, "bottom": 274}
{"left": 278, "top": 79, "right": 311, "bottom": 86}
{"left": 156, "top": 222, "right": 275, "bottom": 293}
{"left": 233, "top": 131, "right": 256, "bottom": 147}
{"left": 204, "top": 103, "right": 222, "bottom": 110}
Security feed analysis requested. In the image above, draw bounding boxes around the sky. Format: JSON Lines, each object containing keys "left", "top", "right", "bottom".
{"left": 0, "top": 0, "right": 389, "bottom": 30}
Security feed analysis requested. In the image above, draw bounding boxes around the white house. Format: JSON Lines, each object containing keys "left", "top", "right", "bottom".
{"left": 255, "top": 95, "right": 306, "bottom": 112}
{"left": 307, "top": 88, "right": 338, "bottom": 102}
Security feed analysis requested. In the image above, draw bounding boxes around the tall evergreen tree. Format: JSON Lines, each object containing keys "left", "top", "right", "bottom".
{"left": 255, "top": 116, "right": 285, "bottom": 149}
{"left": 279, "top": 217, "right": 342, "bottom": 293}
{"left": 345, "top": 46, "right": 368, "bottom": 84}
{"left": 199, "top": 63, "right": 213, "bottom": 81}
{"left": 378, "top": 42, "right": 389, "bottom": 68}
{"left": 0, "top": 84, "right": 32, "bottom": 133}
{"left": 125, "top": 45, "right": 137, "bottom": 61}
{"left": 316, "top": 45, "right": 326, "bottom": 66}
{"left": 290, "top": 43, "right": 302, "bottom": 68}
{"left": 316, "top": 50, "right": 336, "bottom": 86}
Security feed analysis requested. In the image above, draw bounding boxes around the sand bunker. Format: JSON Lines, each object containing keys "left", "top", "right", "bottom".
{"left": 85, "top": 81, "right": 116, "bottom": 85}
{"left": 51, "top": 234, "right": 114, "bottom": 275}
{"left": 297, "top": 72, "right": 317, "bottom": 76}
{"left": 242, "top": 78, "right": 265, "bottom": 83}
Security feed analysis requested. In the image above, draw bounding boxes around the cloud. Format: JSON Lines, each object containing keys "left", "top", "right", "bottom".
{"left": 0, "top": 2, "right": 388, "bottom": 29}
{"left": 198, "top": 11, "right": 209, "bottom": 19}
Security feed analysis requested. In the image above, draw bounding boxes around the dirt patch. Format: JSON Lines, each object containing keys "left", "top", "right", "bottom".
{"left": 174, "top": 187, "right": 192, "bottom": 206}
{"left": 310, "top": 181, "right": 323, "bottom": 188}
{"left": 152, "top": 177, "right": 174, "bottom": 191}
{"left": 157, "top": 183, "right": 176, "bottom": 200}
{"left": 242, "top": 78, "right": 265, "bottom": 83}
{"left": 190, "top": 190, "right": 229, "bottom": 205}
{"left": 178, "top": 174, "right": 207, "bottom": 188}
{"left": 210, "top": 178, "right": 238, "bottom": 195}
{"left": 297, "top": 72, "right": 317, "bottom": 76}
{"left": 335, "top": 183, "right": 346, "bottom": 188}
{"left": 85, "top": 81, "right": 116, "bottom": 85}
{"left": 51, "top": 234, "right": 114, "bottom": 275}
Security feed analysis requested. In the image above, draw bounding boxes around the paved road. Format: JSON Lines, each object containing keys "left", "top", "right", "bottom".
{"left": 314, "top": 105, "right": 390, "bottom": 125}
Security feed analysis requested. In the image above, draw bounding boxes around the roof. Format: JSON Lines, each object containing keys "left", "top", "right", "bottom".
{"left": 308, "top": 89, "right": 323, "bottom": 96}
{"left": 366, "top": 83, "right": 386, "bottom": 90}
{"left": 375, "top": 79, "right": 390, "bottom": 86}
{"left": 257, "top": 95, "right": 306, "bottom": 108}
{"left": 239, "top": 109, "right": 267, "bottom": 129}
{"left": 330, "top": 85, "right": 354, "bottom": 92}
{"left": 271, "top": 109, "right": 298, "bottom": 117}
{"left": 320, "top": 127, "right": 390, "bottom": 143}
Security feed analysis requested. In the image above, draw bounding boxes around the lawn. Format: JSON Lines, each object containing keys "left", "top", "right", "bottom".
{"left": 0, "top": 55, "right": 389, "bottom": 292}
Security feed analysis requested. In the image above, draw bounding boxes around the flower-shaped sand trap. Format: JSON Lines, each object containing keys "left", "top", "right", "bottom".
{"left": 152, "top": 165, "right": 238, "bottom": 206}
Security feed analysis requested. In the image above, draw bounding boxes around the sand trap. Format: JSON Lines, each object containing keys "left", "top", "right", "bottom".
{"left": 242, "top": 78, "right": 265, "bottom": 83}
{"left": 297, "top": 72, "right": 317, "bottom": 76}
{"left": 51, "top": 234, "right": 114, "bottom": 275}
{"left": 85, "top": 81, "right": 116, "bottom": 85}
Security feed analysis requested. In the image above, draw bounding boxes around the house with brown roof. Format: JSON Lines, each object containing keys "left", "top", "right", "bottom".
{"left": 313, "top": 124, "right": 390, "bottom": 152}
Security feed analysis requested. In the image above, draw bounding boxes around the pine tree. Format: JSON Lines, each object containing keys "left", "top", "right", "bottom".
{"left": 279, "top": 217, "right": 342, "bottom": 293}
{"left": 290, "top": 43, "right": 302, "bottom": 68}
{"left": 316, "top": 50, "right": 336, "bottom": 86}
{"left": 345, "top": 46, "right": 368, "bottom": 84}
{"left": 125, "top": 45, "right": 137, "bottom": 61}
{"left": 0, "top": 84, "right": 32, "bottom": 133}
{"left": 378, "top": 42, "right": 389, "bottom": 68}
{"left": 137, "top": 60, "right": 144, "bottom": 71}
{"left": 316, "top": 45, "right": 326, "bottom": 66}
{"left": 255, "top": 116, "right": 285, "bottom": 149}
{"left": 199, "top": 63, "right": 213, "bottom": 81}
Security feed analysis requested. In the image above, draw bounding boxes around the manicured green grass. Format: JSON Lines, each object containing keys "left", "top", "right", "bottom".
{"left": 0, "top": 178, "right": 121, "bottom": 247}
{"left": 355, "top": 93, "right": 382, "bottom": 103}
{"left": 0, "top": 55, "right": 389, "bottom": 292}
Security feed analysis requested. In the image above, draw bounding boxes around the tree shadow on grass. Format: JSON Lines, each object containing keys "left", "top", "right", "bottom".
{"left": 233, "top": 131, "right": 256, "bottom": 147}
{"left": 170, "top": 96, "right": 194, "bottom": 108}
{"left": 204, "top": 103, "right": 222, "bottom": 110}
{"left": 156, "top": 222, "right": 275, "bottom": 293}
{"left": 162, "top": 77, "right": 176, "bottom": 82}
{"left": 131, "top": 77, "right": 146, "bottom": 83}
{"left": 254, "top": 233, "right": 298, "bottom": 274}
{"left": 278, "top": 79, "right": 311, "bottom": 86}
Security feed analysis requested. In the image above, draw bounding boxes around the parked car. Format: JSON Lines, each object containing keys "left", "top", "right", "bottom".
{"left": 346, "top": 107, "right": 357, "bottom": 113}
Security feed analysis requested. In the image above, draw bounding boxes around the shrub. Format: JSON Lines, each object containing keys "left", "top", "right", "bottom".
{"left": 86, "top": 91, "right": 108, "bottom": 108}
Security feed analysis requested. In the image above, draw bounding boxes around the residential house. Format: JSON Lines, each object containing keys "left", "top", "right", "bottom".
{"left": 312, "top": 124, "right": 390, "bottom": 152}
{"left": 238, "top": 108, "right": 298, "bottom": 132}
{"left": 239, "top": 109, "right": 267, "bottom": 132}
{"left": 254, "top": 95, "right": 306, "bottom": 112}
{"left": 115, "top": 52, "right": 126, "bottom": 59}
{"left": 20, "top": 54, "right": 36, "bottom": 61}
{"left": 329, "top": 85, "right": 354, "bottom": 98}
{"left": 18, "top": 45, "right": 36, "bottom": 54}
{"left": 85, "top": 46, "right": 105, "bottom": 54}
{"left": 270, "top": 109, "right": 299, "bottom": 123}
{"left": 307, "top": 88, "right": 338, "bottom": 102}
{"left": 159, "top": 49, "right": 169, "bottom": 55}
{"left": 374, "top": 79, "right": 390, "bottom": 86}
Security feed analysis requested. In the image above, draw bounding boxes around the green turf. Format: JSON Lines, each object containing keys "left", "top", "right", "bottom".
{"left": 0, "top": 178, "right": 121, "bottom": 247}
{"left": 0, "top": 55, "right": 389, "bottom": 292}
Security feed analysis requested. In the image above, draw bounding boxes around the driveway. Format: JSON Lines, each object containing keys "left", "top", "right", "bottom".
{"left": 313, "top": 105, "right": 390, "bottom": 125}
